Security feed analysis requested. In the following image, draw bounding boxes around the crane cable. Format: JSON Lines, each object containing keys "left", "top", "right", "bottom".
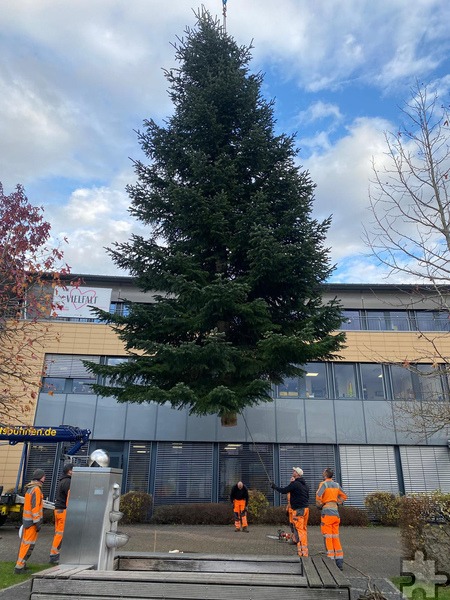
{"left": 239, "top": 409, "right": 272, "bottom": 483}
{"left": 240, "top": 411, "right": 388, "bottom": 600}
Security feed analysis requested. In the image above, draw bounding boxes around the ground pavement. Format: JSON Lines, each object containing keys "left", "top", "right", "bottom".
{"left": 0, "top": 523, "right": 407, "bottom": 599}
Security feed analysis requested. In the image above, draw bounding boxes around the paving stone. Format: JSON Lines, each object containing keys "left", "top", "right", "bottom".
{"left": 0, "top": 524, "right": 404, "bottom": 599}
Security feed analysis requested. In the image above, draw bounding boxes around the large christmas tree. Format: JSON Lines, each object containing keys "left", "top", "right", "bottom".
{"left": 91, "top": 11, "right": 345, "bottom": 417}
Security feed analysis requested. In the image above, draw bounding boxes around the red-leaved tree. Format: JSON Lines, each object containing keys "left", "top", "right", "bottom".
{"left": 0, "top": 182, "right": 69, "bottom": 423}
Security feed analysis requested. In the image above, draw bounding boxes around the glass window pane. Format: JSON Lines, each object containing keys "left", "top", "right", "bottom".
{"left": 333, "top": 363, "right": 357, "bottom": 398}
{"left": 389, "top": 311, "right": 410, "bottom": 331}
{"left": 360, "top": 364, "right": 385, "bottom": 400}
{"left": 391, "top": 365, "right": 416, "bottom": 400}
{"left": 72, "top": 378, "right": 95, "bottom": 393}
{"left": 42, "top": 378, "right": 66, "bottom": 393}
{"left": 106, "top": 357, "right": 129, "bottom": 366}
{"left": 365, "top": 311, "right": 386, "bottom": 331}
{"left": 415, "top": 311, "right": 450, "bottom": 332}
{"left": 277, "top": 377, "right": 299, "bottom": 397}
{"left": 341, "top": 310, "right": 361, "bottom": 330}
{"left": 414, "top": 312, "right": 434, "bottom": 331}
{"left": 298, "top": 363, "right": 328, "bottom": 398}
{"left": 415, "top": 365, "right": 444, "bottom": 401}
{"left": 109, "top": 302, "right": 130, "bottom": 317}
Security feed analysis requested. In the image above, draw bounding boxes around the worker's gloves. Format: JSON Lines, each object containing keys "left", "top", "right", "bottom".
{"left": 270, "top": 482, "right": 276, "bottom": 489}
{"left": 35, "top": 520, "right": 42, "bottom": 531}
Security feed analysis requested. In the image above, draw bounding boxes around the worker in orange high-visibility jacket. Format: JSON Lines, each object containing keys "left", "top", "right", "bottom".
{"left": 49, "top": 463, "right": 73, "bottom": 565}
{"left": 316, "top": 468, "right": 348, "bottom": 571}
{"left": 15, "top": 469, "right": 46, "bottom": 574}
{"left": 230, "top": 481, "right": 249, "bottom": 532}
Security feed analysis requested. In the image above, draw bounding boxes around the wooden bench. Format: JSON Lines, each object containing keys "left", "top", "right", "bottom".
{"left": 302, "top": 556, "right": 351, "bottom": 598}
{"left": 30, "top": 552, "right": 351, "bottom": 599}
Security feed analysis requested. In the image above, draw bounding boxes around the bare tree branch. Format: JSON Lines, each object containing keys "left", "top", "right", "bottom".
{"left": 363, "top": 82, "right": 450, "bottom": 435}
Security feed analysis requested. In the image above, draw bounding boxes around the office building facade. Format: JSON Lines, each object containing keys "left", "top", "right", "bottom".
{"left": 1, "top": 275, "right": 449, "bottom": 506}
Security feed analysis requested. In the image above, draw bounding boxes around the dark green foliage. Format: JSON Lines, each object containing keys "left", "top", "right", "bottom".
{"left": 247, "top": 489, "right": 269, "bottom": 521}
{"left": 90, "top": 10, "right": 345, "bottom": 417}
{"left": 151, "top": 503, "right": 231, "bottom": 525}
{"left": 120, "top": 491, "right": 153, "bottom": 524}
{"left": 337, "top": 505, "right": 370, "bottom": 527}
{"left": 364, "top": 491, "right": 401, "bottom": 526}
{"left": 149, "top": 501, "right": 368, "bottom": 526}
{"left": 258, "top": 506, "right": 289, "bottom": 525}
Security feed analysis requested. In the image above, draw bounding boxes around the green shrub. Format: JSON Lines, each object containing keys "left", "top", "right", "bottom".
{"left": 304, "top": 505, "right": 368, "bottom": 527}
{"left": 247, "top": 489, "right": 269, "bottom": 523}
{"left": 399, "top": 491, "right": 450, "bottom": 560}
{"left": 338, "top": 505, "right": 370, "bottom": 527}
{"left": 120, "top": 491, "right": 153, "bottom": 524}
{"left": 151, "top": 503, "right": 231, "bottom": 525}
{"left": 148, "top": 500, "right": 369, "bottom": 526}
{"left": 364, "top": 491, "right": 401, "bottom": 526}
{"left": 307, "top": 506, "right": 321, "bottom": 526}
{"left": 257, "top": 506, "right": 289, "bottom": 525}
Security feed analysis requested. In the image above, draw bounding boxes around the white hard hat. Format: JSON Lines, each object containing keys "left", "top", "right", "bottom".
{"left": 88, "top": 449, "right": 110, "bottom": 467}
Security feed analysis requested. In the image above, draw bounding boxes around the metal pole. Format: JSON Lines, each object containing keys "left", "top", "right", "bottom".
{"left": 222, "top": 0, "right": 227, "bottom": 32}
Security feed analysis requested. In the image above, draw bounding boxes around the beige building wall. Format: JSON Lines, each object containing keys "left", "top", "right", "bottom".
{"left": 338, "top": 331, "right": 450, "bottom": 364}
{"left": 0, "top": 322, "right": 126, "bottom": 491}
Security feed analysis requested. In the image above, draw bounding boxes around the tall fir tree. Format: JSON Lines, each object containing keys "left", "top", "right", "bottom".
{"left": 91, "top": 11, "right": 345, "bottom": 417}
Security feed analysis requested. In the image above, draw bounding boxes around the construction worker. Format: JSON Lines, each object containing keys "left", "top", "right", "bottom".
{"left": 14, "top": 468, "right": 46, "bottom": 574}
{"left": 49, "top": 463, "right": 73, "bottom": 565}
{"left": 230, "top": 481, "right": 249, "bottom": 532}
{"left": 271, "top": 467, "right": 309, "bottom": 557}
{"left": 316, "top": 467, "right": 348, "bottom": 571}
{"left": 286, "top": 476, "right": 299, "bottom": 545}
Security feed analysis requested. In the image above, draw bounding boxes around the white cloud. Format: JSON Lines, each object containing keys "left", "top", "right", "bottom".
{"left": 46, "top": 173, "right": 147, "bottom": 275}
{"left": 1, "top": 0, "right": 449, "bottom": 280}
{"left": 296, "top": 101, "right": 343, "bottom": 126}
{"left": 304, "top": 117, "right": 392, "bottom": 271}
{"left": 230, "top": 0, "right": 449, "bottom": 91}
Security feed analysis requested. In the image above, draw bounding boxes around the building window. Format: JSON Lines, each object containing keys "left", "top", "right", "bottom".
{"left": 42, "top": 377, "right": 66, "bottom": 394}
{"left": 363, "top": 311, "right": 389, "bottom": 331}
{"left": 341, "top": 310, "right": 361, "bottom": 330}
{"left": 360, "top": 363, "right": 385, "bottom": 400}
{"left": 154, "top": 442, "right": 213, "bottom": 506}
{"left": 388, "top": 311, "right": 411, "bottom": 331}
{"left": 298, "top": 363, "right": 328, "bottom": 398}
{"left": 110, "top": 302, "right": 130, "bottom": 317}
{"left": 390, "top": 365, "right": 417, "bottom": 400}
{"left": 277, "top": 377, "right": 299, "bottom": 397}
{"left": 333, "top": 363, "right": 357, "bottom": 398}
{"left": 72, "top": 378, "right": 95, "bottom": 394}
{"left": 414, "top": 311, "right": 450, "bottom": 332}
{"left": 219, "top": 442, "right": 273, "bottom": 503}
{"left": 415, "top": 365, "right": 445, "bottom": 401}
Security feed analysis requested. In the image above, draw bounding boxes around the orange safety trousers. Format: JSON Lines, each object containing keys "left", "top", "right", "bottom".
{"left": 50, "top": 509, "right": 67, "bottom": 559}
{"left": 233, "top": 499, "right": 248, "bottom": 529}
{"left": 16, "top": 525, "right": 39, "bottom": 571}
{"left": 288, "top": 507, "right": 299, "bottom": 543}
{"left": 292, "top": 507, "right": 309, "bottom": 557}
{"left": 321, "top": 515, "right": 343, "bottom": 559}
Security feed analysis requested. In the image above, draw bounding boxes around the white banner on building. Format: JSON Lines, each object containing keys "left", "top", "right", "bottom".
{"left": 53, "top": 286, "right": 112, "bottom": 318}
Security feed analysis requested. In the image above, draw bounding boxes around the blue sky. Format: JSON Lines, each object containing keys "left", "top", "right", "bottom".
{"left": 1, "top": 0, "right": 449, "bottom": 281}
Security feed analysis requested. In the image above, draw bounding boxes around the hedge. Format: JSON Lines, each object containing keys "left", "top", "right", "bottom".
{"left": 150, "top": 501, "right": 369, "bottom": 526}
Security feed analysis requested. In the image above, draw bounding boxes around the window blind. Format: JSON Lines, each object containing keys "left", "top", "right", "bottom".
{"left": 154, "top": 442, "right": 213, "bottom": 506}
{"left": 339, "top": 445, "right": 399, "bottom": 507}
